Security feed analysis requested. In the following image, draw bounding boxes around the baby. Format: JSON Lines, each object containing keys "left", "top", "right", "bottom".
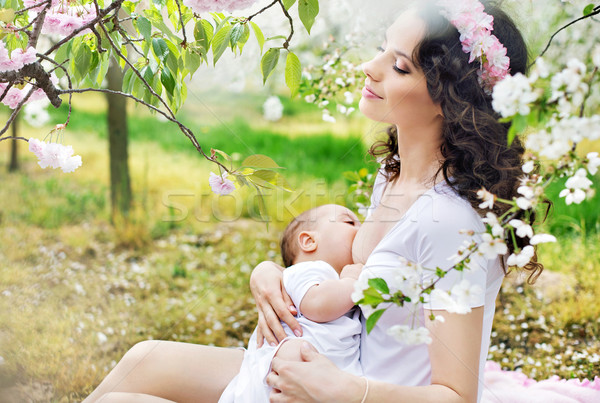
{"left": 219, "top": 204, "right": 363, "bottom": 403}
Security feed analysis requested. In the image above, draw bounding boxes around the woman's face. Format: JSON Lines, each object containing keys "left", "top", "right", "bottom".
{"left": 359, "top": 9, "right": 442, "bottom": 130}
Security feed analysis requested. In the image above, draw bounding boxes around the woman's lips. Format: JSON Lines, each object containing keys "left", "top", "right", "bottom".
{"left": 362, "top": 86, "right": 383, "bottom": 99}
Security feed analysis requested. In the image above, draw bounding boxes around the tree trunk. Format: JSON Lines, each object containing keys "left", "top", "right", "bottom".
{"left": 8, "top": 113, "right": 19, "bottom": 172}
{"left": 106, "top": 59, "right": 132, "bottom": 220}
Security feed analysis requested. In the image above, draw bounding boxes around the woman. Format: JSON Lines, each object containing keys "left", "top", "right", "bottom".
{"left": 84, "top": 1, "right": 539, "bottom": 402}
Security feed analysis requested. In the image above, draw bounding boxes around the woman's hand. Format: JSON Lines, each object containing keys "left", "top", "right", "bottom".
{"left": 250, "top": 261, "right": 301, "bottom": 347}
{"left": 267, "top": 342, "right": 365, "bottom": 403}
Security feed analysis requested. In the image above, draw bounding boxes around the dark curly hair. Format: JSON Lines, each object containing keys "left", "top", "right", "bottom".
{"left": 369, "top": 0, "right": 543, "bottom": 282}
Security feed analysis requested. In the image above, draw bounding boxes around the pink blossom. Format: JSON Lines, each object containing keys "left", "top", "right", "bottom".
{"left": 11, "top": 47, "right": 37, "bottom": 66}
{"left": 61, "top": 155, "right": 82, "bottom": 173}
{"left": 209, "top": 172, "right": 236, "bottom": 195}
{"left": 28, "top": 138, "right": 46, "bottom": 159}
{"left": 41, "top": 5, "right": 96, "bottom": 37}
{"left": 28, "top": 139, "right": 83, "bottom": 173}
{"left": 437, "top": 0, "right": 510, "bottom": 93}
{"left": 183, "top": 0, "right": 258, "bottom": 14}
{"left": 1, "top": 88, "right": 25, "bottom": 109}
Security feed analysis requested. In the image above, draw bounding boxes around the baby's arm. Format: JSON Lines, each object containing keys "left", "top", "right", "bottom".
{"left": 299, "top": 263, "right": 363, "bottom": 323}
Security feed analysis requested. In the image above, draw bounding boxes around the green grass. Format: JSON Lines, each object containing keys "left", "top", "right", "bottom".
{"left": 46, "top": 96, "right": 372, "bottom": 184}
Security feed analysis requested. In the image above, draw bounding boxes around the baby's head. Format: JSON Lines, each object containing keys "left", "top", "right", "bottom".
{"left": 280, "top": 204, "right": 360, "bottom": 273}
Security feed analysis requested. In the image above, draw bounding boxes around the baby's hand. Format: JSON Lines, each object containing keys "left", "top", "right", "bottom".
{"left": 340, "top": 263, "right": 364, "bottom": 280}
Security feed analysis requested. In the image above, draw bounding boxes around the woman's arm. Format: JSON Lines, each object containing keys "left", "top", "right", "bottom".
{"left": 267, "top": 307, "right": 484, "bottom": 403}
{"left": 250, "top": 261, "right": 302, "bottom": 346}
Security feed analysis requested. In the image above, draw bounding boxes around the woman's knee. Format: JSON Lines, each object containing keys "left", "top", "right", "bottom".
{"left": 122, "top": 340, "right": 162, "bottom": 364}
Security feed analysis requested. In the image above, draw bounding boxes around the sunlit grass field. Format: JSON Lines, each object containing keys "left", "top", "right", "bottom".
{"left": 0, "top": 92, "right": 599, "bottom": 401}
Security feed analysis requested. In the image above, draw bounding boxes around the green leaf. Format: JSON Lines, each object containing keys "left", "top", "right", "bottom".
{"left": 368, "top": 278, "right": 390, "bottom": 295}
{"left": 298, "top": 0, "right": 319, "bottom": 34}
{"left": 249, "top": 21, "right": 264, "bottom": 54}
{"left": 236, "top": 24, "right": 251, "bottom": 53}
{"left": 122, "top": 1, "right": 136, "bottom": 14}
{"left": 152, "top": 38, "right": 170, "bottom": 63}
{"left": 285, "top": 52, "right": 301, "bottom": 97}
{"left": 183, "top": 49, "right": 201, "bottom": 78}
{"left": 261, "top": 48, "right": 280, "bottom": 84}
{"left": 583, "top": 3, "right": 595, "bottom": 15}
{"left": 360, "top": 288, "right": 385, "bottom": 306}
{"left": 507, "top": 113, "right": 527, "bottom": 146}
{"left": 212, "top": 149, "right": 232, "bottom": 162}
{"left": 212, "top": 24, "right": 232, "bottom": 65}
{"left": 194, "top": 19, "right": 213, "bottom": 50}
{"left": 164, "top": 39, "right": 180, "bottom": 75}
{"left": 73, "top": 40, "right": 92, "bottom": 81}
{"left": 282, "top": 0, "right": 297, "bottom": 9}
{"left": 242, "top": 154, "right": 281, "bottom": 169}
{"left": 160, "top": 67, "right": 176, "bottom": 95}
{"left": 123, "top": 68, "right": 134, "bottom": 93}
{"left": 136, "top": 16, "right": 152, "bottom": 41}
{"left": 229, "top": 23, "right": 245, "bottom": 50}
{"left": 366, "top": 309, "right": 386, "bottom": 334}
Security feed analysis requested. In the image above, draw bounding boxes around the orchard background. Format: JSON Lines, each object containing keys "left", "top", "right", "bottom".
{"left": 0, "top": 0, "right": 599, "bottom": 401}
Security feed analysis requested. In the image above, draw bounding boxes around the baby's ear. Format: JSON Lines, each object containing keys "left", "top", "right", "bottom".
{"left": 297, "top": 231, "right": 318, "bottom": 253}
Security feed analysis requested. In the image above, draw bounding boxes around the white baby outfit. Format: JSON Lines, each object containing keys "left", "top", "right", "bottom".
{"left": 219, "top": 260, "right": 362, "bottom": 403}
{"left": 358, "top": 170, "right": 504, "bottom": 403}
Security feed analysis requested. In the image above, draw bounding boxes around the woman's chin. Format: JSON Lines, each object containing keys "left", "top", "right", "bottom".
{"left": 358, "top": 103, "right": 391, "bottom": 124}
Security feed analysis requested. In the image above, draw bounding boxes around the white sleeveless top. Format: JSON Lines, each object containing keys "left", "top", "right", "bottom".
{"left": 359, "top": 170, "right": 504, "bottom": 402}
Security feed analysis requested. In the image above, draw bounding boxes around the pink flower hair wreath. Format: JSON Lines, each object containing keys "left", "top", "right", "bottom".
{"left": 437, "top": 0, "right": 511, "bottom": 94}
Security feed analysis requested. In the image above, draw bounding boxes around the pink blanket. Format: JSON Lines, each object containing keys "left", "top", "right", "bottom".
{"left": 482, "top": 361, "right": 600, "bottom": 403}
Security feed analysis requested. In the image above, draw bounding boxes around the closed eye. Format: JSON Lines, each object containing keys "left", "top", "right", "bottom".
{"left": 376, "top": 47, "right": 409, "bottom": 75}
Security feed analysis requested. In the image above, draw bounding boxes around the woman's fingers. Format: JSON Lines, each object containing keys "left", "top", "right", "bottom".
{"left": 256, "top": 311, "right": 273, "bottom": 348}
{"left": 268, "top": 288, "right": 301, "bottom": 338}
{"left": 263, "top": 298, "right": 290, "bottom": 342}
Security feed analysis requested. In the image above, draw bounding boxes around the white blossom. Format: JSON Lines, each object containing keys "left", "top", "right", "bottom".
{"left": 492, "top": 73, "right": 538, "bottom": 117}
{"left": 522, "top": 160, "right": 535, "bottom": 174}
{"left": 322, "top": 109, "right": 336, "bottom": 123}
{"left": 559, "top": 168, "right": 593, "bottom": 205}
{"left": 529, "top": 234, "right": 557, "bottom": 245}
{"left": 482, "top": 212, "right": 504, "bottom": 237}
{"left": 450, "top": 280, "right": 482, "bottom": 308}
{"left": 344, "top": 91, "right": 354, "bottom": 104}
{"left": 507, "top": 245, "right": 535, "bottom": 268}
{"left": 429, "top": 289, "right": 471, "bottom": 314}
{"left": 477, "top": 188, "right": 495, "bottom": 210}
{"left": 586, "top": 152, "right": 600, "bottom": 175}
{"left": 263, "top": 96, "right": 284, "bottom": 122}
{"left": 351, "top": 275, "right": 370, "bottom": 304}
{"left": 304, "top": 94, "right": 316, "bottom": 103}
{"left": 509, "top": 219, "right": 534, "bottom": 238}
{"left": 530, "top": 57, "right": 550, "bottom": 80}
{"left": 479, "top": 233, "right": 508, "bottom": 259}
{"left": 387, "top": 325, "right": 432, "bottom": 345}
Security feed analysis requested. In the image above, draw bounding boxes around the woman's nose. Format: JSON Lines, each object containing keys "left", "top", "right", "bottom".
{"left": 362, "top": 55, "right": 382, "bottom": 82}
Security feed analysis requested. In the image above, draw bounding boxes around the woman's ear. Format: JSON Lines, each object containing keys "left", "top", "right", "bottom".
{"left": 297, "top": 231, "right": 318, "bottom": 253}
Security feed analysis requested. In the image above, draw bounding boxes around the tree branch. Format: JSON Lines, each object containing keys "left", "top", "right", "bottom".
{"left": 532, "top": 6, "right": 600, "bottom": 66}
{"left": 277, "top": 0, "right": 294, "bottom": 49}
{"left": 248, "top": 0, "right": 278, "bottom": 21}
{"left": 174, "top": 0, "right": 188, "bottom": 45}
{"left": 43, "top": 0, "right": 124, "bottom": 57}
{"left": 0, "top": 86, "right": 37, "bottom": 136}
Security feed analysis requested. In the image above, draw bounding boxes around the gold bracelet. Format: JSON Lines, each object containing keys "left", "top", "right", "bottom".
{"left": 360, "top": 377, "right": 369, "bottom": 403}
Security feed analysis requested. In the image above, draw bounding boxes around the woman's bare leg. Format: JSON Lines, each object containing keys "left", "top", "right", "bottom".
{"left": 83, "top": 340, "right": 244, "bottom": 403}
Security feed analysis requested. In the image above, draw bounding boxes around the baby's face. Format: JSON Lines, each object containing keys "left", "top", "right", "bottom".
{"left": 312, "top": 205, "right": 361, "bottom": 271}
